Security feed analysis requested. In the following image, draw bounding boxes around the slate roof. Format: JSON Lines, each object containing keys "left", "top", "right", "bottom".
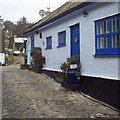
{"left": 24, "top": 0, "right": 95, "bottom": 35}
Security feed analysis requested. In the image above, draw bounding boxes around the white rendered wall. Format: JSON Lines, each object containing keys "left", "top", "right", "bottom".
{"left": 0, "top": 53, "right": 5, "bottom": 64}
{"left": 27, "top": 37, "right": 32, "bottom": 65}
{"left": 80, "top": 2, "right": 119, "bottom": 80}
{"left": 27, "top": 2, "right": 119, "bottom": 80}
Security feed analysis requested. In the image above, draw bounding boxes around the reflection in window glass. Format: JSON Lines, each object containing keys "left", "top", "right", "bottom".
{"left": 106, "top": 20, "right": 109, "bottom": 33}
{"left": 112, "top": 35, "right": 115, "bottom": 48}
{"left": 100, "top": 37, "right": 103, "bottom": 48}
{"left": 103, "top": 21, "right": 106, "bottom": 33}
{"left": 97, "top": 37, "right": 99, "bottom": 49}
{"left": 116, "top": 35, "right": 119, "bottom": 47}
{"left": 58, "top": 31, "right": 66, "bottom": 45}
{"left": 100, "top": 22, "right": 102, "bottom": 34}
{"left": 116, "top": 17, "right": 119, "bottom": 31}
{"left": 97, "top": 22, "right": 99, "bottom": 35}
{"left": 103, "top": 36, "right": 106, "bottom": 48}
{"left": 46, "top": 36, "right": 52, "bottom": 48}
{"left": 106, "top": 36, "right": 109, "bottom": 48}
{"left": 112, "top": 18, "right": 115, "bottom": 32}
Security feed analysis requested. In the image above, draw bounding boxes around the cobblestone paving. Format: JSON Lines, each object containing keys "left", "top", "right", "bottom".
{"left": 2, "top": 65, "right": 119, "bottom": 118}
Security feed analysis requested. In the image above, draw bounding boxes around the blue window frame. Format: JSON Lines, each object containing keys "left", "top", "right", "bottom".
{"left": 58, "top": 31, "right": 66, "bottom": 47}
{"left": 31, "top": 35, "right": 34, "bottom": 50}
{"left": 46, "top": 36, "right": 52, "bottom": 49}
{"left": 95, "top": 14, "right": 120, "bottom": 56}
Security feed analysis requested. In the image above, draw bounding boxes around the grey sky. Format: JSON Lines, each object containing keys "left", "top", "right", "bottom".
{"left": 0, "top": 0, "right": 68, "bottom": 23}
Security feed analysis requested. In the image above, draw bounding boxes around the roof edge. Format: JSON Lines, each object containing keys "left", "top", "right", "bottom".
{"left": 24, "top": 2, "right": 97, "bottom": 36}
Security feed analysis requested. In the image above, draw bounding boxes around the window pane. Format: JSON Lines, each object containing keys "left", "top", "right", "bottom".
{"left": 48, "top": 38, "right": 51, "bottom": 46}
{"left": 112, "top": 18, "right": 115, "bottom": 32}
{"left": 116, "top": 16, "right": 119, "bottom": 31}
{"left": 116, "top": 35, "right": 119, "bottom": 47}
{"left": 97, "top": 22, "right": 99, "bottom": 35}
{"left": 100, "top": 37, "right": 103, "bottom": 48}
{"left": 100, "top": 22, "right": 102, "bottom": 34}
{"left": 106, "top": 36, "right": 110, "bottom": 48}
{"left": 59, "top": 31, "right": 66, "bottom": 44}
{"left": 106, "top": 20, "right": 109, "bottom": 33}
{"left": 103, "top": 36, "right": 106, "bottom": 48}
{"left": 103, "top": 21, "right": 106, "bottom": 33}
{"left": 112, "top": 35, "right": 115, "bottom": 48}
{"left": 47, "top": 36, "right": 52, "bottom": 48}
{"left": 97, "top": 37, "right": 99, "bottom": 49}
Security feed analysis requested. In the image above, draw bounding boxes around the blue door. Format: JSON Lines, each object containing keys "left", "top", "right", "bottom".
{"left": 70, "top": 24, "right": 80, "bottom": 62}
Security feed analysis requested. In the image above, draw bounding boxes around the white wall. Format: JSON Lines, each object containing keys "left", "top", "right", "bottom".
{"left": 27, "top": 2, "right": 119, "bottom": 80}
{"left": 27, "top": 37, "right": 32, "bottom": 65}
{"left": 0, "top": 53, "right": 5, "bottom": 64}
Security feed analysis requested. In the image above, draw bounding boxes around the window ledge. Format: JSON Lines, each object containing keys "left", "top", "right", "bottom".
{"left": 93, "top": 53, "right": 120, "bottom": 57}
{"left": 57, "top": 44, "right": 66, "bottom": 48}
{"left": 45, "top": 47, "right": 52, "bottom": 50}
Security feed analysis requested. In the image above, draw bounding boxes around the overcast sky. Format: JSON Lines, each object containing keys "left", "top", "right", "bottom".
{"left": 0, "top": 0, "right": 68, "bottom": 24}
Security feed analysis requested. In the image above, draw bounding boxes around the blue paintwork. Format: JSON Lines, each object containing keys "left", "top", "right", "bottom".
{"left": 24, "top": 2, "right": 97, "bottom": 36}
{"left": 26, "top": 42, "right": 27, "bottom": 55}
{"left": 57, "top": 44, "right": 66, "bottom": 48}
{"left": 95, "top": 14, "right": 120, "bottom": 56}
{"left": 70, "top": 24, "right": 80, "bottom": 62}
{"left": 67, "top": 70, "right": 77, "bottom": 85}
{"left": 31, "top": 35, "right": 34, "bottom": 50}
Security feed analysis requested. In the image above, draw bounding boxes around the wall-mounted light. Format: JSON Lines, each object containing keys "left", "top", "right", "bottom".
{"left": 36, "top": 31, "right": 39, "bottom": 34}
{"left": 82, "top": 11, "right": 88, "bottom": 17}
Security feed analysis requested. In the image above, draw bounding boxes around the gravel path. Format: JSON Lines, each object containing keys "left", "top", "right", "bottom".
{"left": 2, "top": 65, "right": 119, "bottom": 118}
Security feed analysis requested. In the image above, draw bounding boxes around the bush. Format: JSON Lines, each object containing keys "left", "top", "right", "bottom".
{"left": 23, "top": 53, "right": 27, "bottom": 57}
{"left": 67, "top": 54, "right": 79, "bottom": 64}
{"left": 20, "top": 63, "right": 24, "bottom": 70}
{"left": 31, "top": 47, "right": 45, "bottom": 73}
{"left": 30, "top": 50, "right": 34, "bottom": 57}
{"left": 75, "top": 72, "right": 81, "bottom": 77}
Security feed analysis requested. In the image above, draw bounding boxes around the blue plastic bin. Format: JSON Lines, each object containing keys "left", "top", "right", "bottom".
{"left": 67, "top": 70, "right": 77, "bottom": 85}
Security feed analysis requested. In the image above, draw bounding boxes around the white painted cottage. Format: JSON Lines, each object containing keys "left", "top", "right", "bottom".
{"left": 24, "top": 1, "right": 120, "bottom": 109}
{"left": 24, "top": 1, "right": 120, "bottom": 80}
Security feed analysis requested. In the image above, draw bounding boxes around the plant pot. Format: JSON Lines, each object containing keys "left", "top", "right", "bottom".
{"left": 67, "top": 70, "right": 77, "bottom": 85}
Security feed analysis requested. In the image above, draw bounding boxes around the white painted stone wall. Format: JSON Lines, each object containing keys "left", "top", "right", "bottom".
{"left": 0, "top": 53, "right": 5, "bottom": 64}
{"left": 27, "top": 37, "right": 32, "bottom": 65}
{"left": 27, "top": 2, "right": 119, "bottom": 80}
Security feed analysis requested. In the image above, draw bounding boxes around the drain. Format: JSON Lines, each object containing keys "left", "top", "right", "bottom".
{"left": 89, "top": 113, "right": 110, "bottom": 118}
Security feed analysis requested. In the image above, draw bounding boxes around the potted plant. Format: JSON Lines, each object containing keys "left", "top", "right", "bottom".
{"left": 60, "top": 62, "right": 69, "bottom": 82}
{"left": 60, "top": 54, "right": 81, "bottom": 85}
{"left": 67, "top": 55, "right": 79, "bottom": 70}
{"left": 75, "top": 72, "right": 81, "bottom": 80}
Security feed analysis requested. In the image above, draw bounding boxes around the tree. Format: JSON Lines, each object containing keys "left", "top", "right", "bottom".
{"left": 3, "top": 20, "right": 14, "bottom": 32}
{"left": 12, "top": 17, "right": 34, "bottom": 37}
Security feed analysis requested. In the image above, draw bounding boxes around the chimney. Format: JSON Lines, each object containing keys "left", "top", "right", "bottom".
{"left": 46, "top": 7, "right": 51, "bottom": 15}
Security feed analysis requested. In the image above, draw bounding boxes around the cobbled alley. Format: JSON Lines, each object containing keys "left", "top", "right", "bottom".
{"left": 2, "top": 65, "right": 119, "bottom": 118}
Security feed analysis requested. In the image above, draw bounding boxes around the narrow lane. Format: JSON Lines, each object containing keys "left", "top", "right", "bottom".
{"left": 2, "top": 65, "right": 119, "bottom": 118}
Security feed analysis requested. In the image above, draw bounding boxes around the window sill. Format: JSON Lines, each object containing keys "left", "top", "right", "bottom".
{"left": 45, "top": 47, "right": 52, "bottom": 50}
{"left": 93, "top": 53, "right": 120, "bottom": 57}
{"left": 57, "top": 44, "right": 66, "bottom": 48}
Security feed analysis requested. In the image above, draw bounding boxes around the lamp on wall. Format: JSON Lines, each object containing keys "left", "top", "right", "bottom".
{"left": 82, "top": 11, "right": 88, "bottom": 17}
{"left": 36, "top": 31, "right": 39, "bottom": 34}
